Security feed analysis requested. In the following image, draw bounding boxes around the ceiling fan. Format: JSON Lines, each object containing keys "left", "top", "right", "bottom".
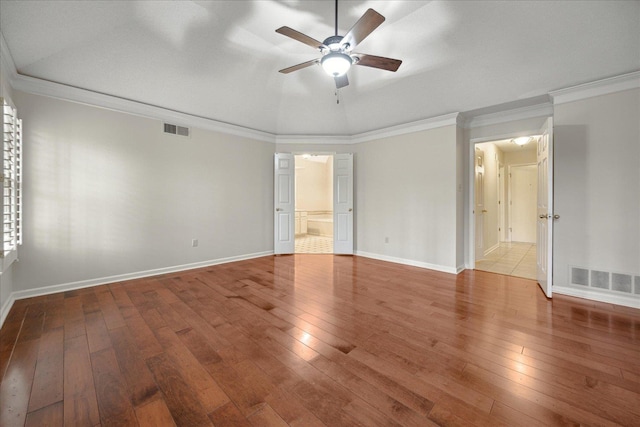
{"left": 276, "top": 0, "right": 402, "bottom": 89}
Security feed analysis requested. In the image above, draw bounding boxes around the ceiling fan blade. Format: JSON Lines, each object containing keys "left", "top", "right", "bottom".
{"left": 335, "top": 74, "right": 349, "bottom": 89}
{"left": 341, "top": 9, "right": 385, "bottom": 50}
{"left": 353, "top": 53, "right": 402, "bottom": 72}
{"left": 276, "top": 26, "right": 325, "bottom": 50}
{"left": 279, "top": 59, "right": 319, "bottom": 74}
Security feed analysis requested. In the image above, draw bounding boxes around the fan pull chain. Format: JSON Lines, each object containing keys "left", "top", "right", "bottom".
{"left": 335, "top": 89, "right": 340, "bottom": 104}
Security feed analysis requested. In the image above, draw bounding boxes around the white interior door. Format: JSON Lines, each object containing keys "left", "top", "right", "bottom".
{"left": 498, "top": 165, "right": 505, "bottom": 242}
{"left": 511, "top": 164, "right": 537, "bottom": 243}
{"left": 536, "top": 118, "right": 553, "bottom": 298}
{"left": 274, "top": 153, "right": 295, "bottom": 254}
{"left": 333, "top": 153, "right": 353, "bottom": 254}
{"left": 474, "top": 147, "right": 486, "bottom": 260}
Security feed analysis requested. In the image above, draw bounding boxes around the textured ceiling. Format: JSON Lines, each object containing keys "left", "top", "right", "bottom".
{"left": 1, "top": 0, "right": 639, "bottom": 136}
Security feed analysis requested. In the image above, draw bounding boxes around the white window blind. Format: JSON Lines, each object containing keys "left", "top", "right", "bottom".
{"left": 2, "top": 97, "right": 22, "bottom": 259}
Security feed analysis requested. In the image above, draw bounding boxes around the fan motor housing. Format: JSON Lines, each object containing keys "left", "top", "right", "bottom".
{"left": 323, "top": 35, "right": 346, "bottom": 51}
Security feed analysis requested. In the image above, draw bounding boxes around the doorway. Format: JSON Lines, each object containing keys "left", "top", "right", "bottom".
{"left": 274, "top": 152, "right": 354, "bottom": 255}
{"left": 473, "top": 138, "right": 538, "bottom": 280}
{"left": 294, "top": 154, "right": 334, "bottom": 253}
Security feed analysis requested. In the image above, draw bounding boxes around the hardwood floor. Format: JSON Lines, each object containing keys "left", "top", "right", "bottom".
{"left": 1, "top": 255, "right": 639, "bottom": 426}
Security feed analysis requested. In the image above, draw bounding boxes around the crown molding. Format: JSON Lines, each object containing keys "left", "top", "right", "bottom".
{"left": 350, "top": 112, "right": 460, "bottom": 144}
{"left": 11, "top": 74, "right": 277, "bottom": 143}
{"left": 275, "top": 135, "right": 352, "bottom": 145}
{"left": 0, "top": 32, "right": 19, "bottom": 93}
{"left": 274, "top": 113, "right": 460, "bottom": 145}
{"left": 462, "top": 102, "right": 553, "bottom": 129}
{"left": 549, "top": 71, "right": 640, "bottom": 105}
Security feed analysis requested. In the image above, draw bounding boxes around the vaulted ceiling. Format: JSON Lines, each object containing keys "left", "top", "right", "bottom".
{"left": 1, "top": 1, "right": 638, "bottom": 136}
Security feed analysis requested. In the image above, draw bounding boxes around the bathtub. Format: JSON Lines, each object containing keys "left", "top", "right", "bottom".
{"left": 307, "top": 211, "right": 333, "bottom": 237}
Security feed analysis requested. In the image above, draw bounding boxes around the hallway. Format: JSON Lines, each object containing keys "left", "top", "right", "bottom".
{"left": 475, "top": 242, "right": 536, "bottom": 280}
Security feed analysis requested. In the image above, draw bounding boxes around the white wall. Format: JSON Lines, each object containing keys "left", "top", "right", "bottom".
{"left": 279, "top": 127, "right": 462, "bottom": 273}
{"left": 13, "top": 90, "right": 275, "bottom": 293}
{"left": 456, "top": 126, "right": 465, "bottom": 269}
{"left": 553, "top": 88, "right": 640, "bottom": 298}
{"left": 295, "top": 157, "right": 332, "bottom": 212}
{"left": 354, "top": 125, "right": 459, "bottom": 272}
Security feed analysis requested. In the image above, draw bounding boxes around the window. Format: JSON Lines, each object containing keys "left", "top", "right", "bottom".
{"left": 2, "top": 97, "right": 22, "bottom": 265}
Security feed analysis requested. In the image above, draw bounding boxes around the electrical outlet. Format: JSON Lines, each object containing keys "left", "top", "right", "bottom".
{"left": 192, "top": 239, "right": 198, "bottom": 247}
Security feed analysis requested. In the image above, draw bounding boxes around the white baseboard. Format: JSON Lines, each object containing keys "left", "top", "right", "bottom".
{"left": 553, "top": 285, "right": 640, "bottom": 309}
{"left": 355, "top": 251, "right": 459, "bottom": 275}
{"left": 0, "top": 293, "right": 17, "bottom": 329}
{"left": 484, "top": 242, "right": 500, "bottom": 257}
{"left": 0, "top": 251, "right": 273, "bottom": 328}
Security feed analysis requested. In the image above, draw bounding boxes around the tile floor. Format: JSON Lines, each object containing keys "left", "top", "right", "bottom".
{"left": 295, "top": 234, "right": 334, "bottom": 254}
{"left": 475, "top": 242, "right": 537, "bottom": 280}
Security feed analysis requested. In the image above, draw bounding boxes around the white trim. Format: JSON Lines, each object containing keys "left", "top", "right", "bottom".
{"left": 275, "top": 135, "right": 352, "bottom": 145}
{"left": 484, "top": 242, "right": 500, "bottom": 257}
{"left": 350, "top": 113, "right": 460, "bottom": 144}
{"left": 549, "top": 71, "right": 640, "bottom": 105}
{"left": 276, "top": 113, "right": 460, "bottom": 145}
{"left": 554, "top": 285, "right": 640, "bottom": 310}
{"left": 11, "top": 74, "right": 277, "bottom": 143}
{"left": 470, "top": 130, "right": 543, "bottom": 145}
{"left": 0, "top": 250, "right": 272, "bottom": 328}
{"left": 464, "top": 103, "right": 553, "bottom": 129}
{"left": 356, "top": 251, "right": 460, "bottom": 275}
{"left": 0, "top": 292, "right": 17, "bottom": 328}
{"left": 0, "top": 33, "right": 18, "bottom": 83}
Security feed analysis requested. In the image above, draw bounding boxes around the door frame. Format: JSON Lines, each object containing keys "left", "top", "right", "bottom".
{"left": 274, "top": 151, "right": 355, "bottom": 255}
{"left": 468, "top": 130, "right": 550, "bottom": 270}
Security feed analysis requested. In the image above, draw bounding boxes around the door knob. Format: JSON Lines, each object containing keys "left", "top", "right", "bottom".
{"left": 276, "top": 208, "right": 282, "bottom": 211}
{"left": 482, "top": 210, "right": 488, "bottom": 213}
{"left": 539, "top": 214, "right": 548, "bottom": 219}
{"left": 553, "top": 214, "right": 560, "bottom": 219}
{"left": 348, "top": 208, "right": 353, "bottom": 212}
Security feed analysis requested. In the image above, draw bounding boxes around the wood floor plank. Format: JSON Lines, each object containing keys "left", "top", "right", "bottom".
{"left": 63, "top": 334, "right": 100, "bottom": 426}
{"left": 25, "top": 401, "right": 63, "bottom": 427}
{"left": 208, "top": 401, "right": 251, "bottom": 427}
{"left": 90, "top": 348, "right": 138, "bottom": 426}
{"left": 108, "top": 326, "right": 160, "bottom": 408}
{"left": 153, "top": 326, "right": 230, "bottom": 413}
{"left": 0, "top": 339, "right": 39, "bottom": 427}
{"left": 134, "top": 398, "right": 176, "bottom": 427}
{"left": 27, "top": 327, "right": 64, "bottom": 413}
{"left": 1, "top": 255, "right": 638, "bottom": 426}
{"left": 146, "top": 352, "right": 213, "bottom": 427}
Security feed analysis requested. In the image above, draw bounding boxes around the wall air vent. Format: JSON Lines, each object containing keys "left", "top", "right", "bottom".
{"left": 163, "top": 123, "right": 190, "bottom": 137}
{"left": 570, "top": 266, "right": 639, "bottom": 294}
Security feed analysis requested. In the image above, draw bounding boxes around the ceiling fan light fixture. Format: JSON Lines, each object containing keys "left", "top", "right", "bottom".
{"left": 321, "top": 52, "right": 352, "bottom": 77}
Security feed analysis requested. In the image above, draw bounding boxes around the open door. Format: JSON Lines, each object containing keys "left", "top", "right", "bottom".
{"left": 333, "top": 153, "right": 353, "bottom": 254}
{"left": 474, "top": 147, "right": 486, "bottom": 261}
{"left": 274, "top": 153, "right": 295, "bottom": 254}
{"left": 536, "top": 118, "right": 553, "bottom": 298}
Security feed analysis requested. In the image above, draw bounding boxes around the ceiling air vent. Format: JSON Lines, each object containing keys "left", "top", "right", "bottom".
{"left": 163, "top": 123, "right": 190, "bottom": 137}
